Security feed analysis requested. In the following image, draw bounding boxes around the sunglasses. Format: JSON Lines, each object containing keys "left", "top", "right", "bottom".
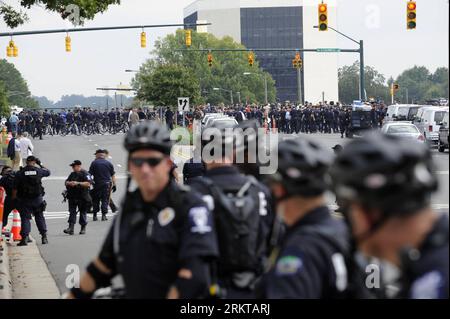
{"left": 129, "top": 157, "right": 165, "bottom": 168}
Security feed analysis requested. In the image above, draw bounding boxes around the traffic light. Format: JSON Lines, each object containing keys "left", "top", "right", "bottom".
{"left": 6, "top": 40, "right": 13, "bottom": 57}
{"left": 407, "top": 1, "right": 416, "bottom": 30}
{"left": 207, "top": 52, "right": 213, "bottom": 67}
{"left": 65, "top": 35, "right": 72, "bottom": 52}
{"left": 292, "top": 52, "right": 302, "bottom": 69}
{"left": 141, "top": 31, "right": 147, "bottom": 48}
{"left": 13, "top": 44, "right": 18, "bottom": 57}
{"left": 6, "top": 40, "right": 16, "bottom": 58}
{"left": 318, "top": 3, "right": 328, "bottom": 31}
{"left": 248, "top": 52, "right": 254, "bottom": 66}
{"left": 185, "top": 29, "right": 192, "bottom": 47}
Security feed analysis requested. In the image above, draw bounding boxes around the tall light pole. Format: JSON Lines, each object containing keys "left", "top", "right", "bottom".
{"left": 313, "top": 25, "right": 365, "bottom": 101}
{"left": 213, "top": 87, "right": 233, "bottom": 105}
{"left": 243, "top": 72, "right": 268, "bottom": 104}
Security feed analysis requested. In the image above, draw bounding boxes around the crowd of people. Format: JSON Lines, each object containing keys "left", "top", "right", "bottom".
{"left": 4, "top": 100, "right": 387, "bottom": 139}
{"left": 57, "top": 119, "right": 446, "bottom": 300}
{"left": 4, "top": 107, "right": 160, "bottom": 138}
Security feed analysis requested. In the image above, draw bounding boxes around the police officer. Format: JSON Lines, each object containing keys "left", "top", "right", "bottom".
{"left": 12, "top": 156, "right": 50, "bottom": 246}
{"left": 182, "top": 153, "right": 206, "bottom": 184}
{"left": 67, "top": 121, "right": 218, "bottom": 299}
{"left": 89, "top": 149, "right": 116, "bottom": 221}
{"left": 189, "top": 120, "right": 274, "bottom": 298}
{"left": 63, "top": 160, "right": 93, "bottom": 235}
{"left": 330, "top": 132, "right": 448, "bottom": 299}
{"left": 0, "top": 166, "right": 16, "bottom": 228}
{"left": 259, "top": 138, "right": 352, "bottom": 298}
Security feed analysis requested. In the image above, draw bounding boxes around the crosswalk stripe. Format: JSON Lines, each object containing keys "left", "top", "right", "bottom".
{"left": 42, "top": 204, "right": 448, "bottom": 220}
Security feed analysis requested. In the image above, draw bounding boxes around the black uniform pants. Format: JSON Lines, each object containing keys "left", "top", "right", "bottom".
{"left": 68, "top": 199, "right": 88, "bottom": 226}
{"left": 92, "top": 184, "right": 110, "bottom": 217}
{"left": 18, "top": 199, "right": 47, "bottom": 237}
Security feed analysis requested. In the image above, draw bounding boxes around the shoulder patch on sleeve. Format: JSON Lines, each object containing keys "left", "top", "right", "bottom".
{"left": 410, "top": 271, "right": 444, "bottom": 299}
{"left": 275, "top": 255, "right": 303, "bottom": 276}
{"left": 188, "top": 206, "right": 212, "bottom": 234}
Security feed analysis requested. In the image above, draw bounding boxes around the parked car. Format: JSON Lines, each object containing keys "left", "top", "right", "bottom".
{"left": 438, "top": 111, "right": 449, "bottom": 152}
{"left": 412, "top": 106, "right": 449, "bottom": 146}
{"left": 381, "top": 122, "right": 425, "bottom": 143}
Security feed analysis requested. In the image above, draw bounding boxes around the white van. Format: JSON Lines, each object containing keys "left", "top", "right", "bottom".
{"left": 413, "top": 106, "right": 449, "bottom": 145}
{"left": 385, "top": 104, "right": 422, "bottom": 122}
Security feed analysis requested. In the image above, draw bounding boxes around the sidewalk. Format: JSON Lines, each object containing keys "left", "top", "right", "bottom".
{"left": 0, "top": 231, "right": 60, "bottom": 299}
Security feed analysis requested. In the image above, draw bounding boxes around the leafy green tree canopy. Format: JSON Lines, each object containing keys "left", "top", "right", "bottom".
{"left": 0, "top": 59, "right": 38, "bottom": 108}
{"left": 133, "top": 29, "right": 276, "bottom": 106}
{"left": 1, "top": 0, "right": 120, "bottom": 28}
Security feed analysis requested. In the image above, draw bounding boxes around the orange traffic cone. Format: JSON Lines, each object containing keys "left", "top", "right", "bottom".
{"left": 11, "top": 209, "right": 22, "bottom": 241}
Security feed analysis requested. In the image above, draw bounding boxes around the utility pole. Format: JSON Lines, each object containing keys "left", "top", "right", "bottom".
{"left": 406, "top": 88, "right": 409, "bottom": 104}
{"left": 297, "top": 67, "right": 302, "bottom": 105}
{"left": 264, "top": 75, "right": 268, "bottom": 105}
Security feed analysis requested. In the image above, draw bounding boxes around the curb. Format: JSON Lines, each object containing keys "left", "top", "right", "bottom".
{"left": 0, "top": 240, "right": 12, "bottom": 299}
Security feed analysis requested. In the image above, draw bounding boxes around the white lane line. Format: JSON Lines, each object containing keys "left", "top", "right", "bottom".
{"left": 435, "top": 171, "right": 449, "bottom": 175}
{"left": 44, "top": 204, "right": 448, "bottom": 219}
{"left": 43, "top": 175, "right": 128, "bottom": 181}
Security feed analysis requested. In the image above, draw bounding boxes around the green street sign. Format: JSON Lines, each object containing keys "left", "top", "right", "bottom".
{"left": 316, "top": 48, "right": 341, "bottom": 52}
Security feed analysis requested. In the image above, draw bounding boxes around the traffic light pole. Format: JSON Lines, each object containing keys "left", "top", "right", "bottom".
{"left": 0, "top": 23, "right": 211, "bottom": 38}
{"left": 297, "top": 67, "right": 302, "bottom": 105}
{"left": 359, "top": 40, "right": 365, "bottom": 101}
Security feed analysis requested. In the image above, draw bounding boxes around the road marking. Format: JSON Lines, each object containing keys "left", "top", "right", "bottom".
{"left": 43, "top": 175, "right": 128, "bottom": 181}
{"left": 43, "top": 204, "right": 448, "bottom": 220}
{"left": 44, "top": 212, "right": 115, "bottom": 220}
{"left": 117, "top": 164, "right": 122, "bottom": 168}
{"left": 435, "top": 171, "right": 449, "bottom": 175}
{"left": 94, "top": 144, "right": 99, "bottom": 147}
{"left": 88, "top": 139, "right": 92, "bottom": 142}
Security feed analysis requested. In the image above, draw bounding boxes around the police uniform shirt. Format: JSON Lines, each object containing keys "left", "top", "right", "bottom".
{"left": 65, "top": 170, "right": 93, "bottom": 200}
{"left": 97, "top": 181, "right": 219, "bottom": 299}
{"left": 406, "top": 214, "right": 449, "bottom": 299}
{"left": 263, "top": 206, "right": 350, "bottom": 299}
{"left": 14, "top": 166, "right": 50, "bottom": 203}
{"left": 89, "top": 158, "right": 115, "bottom": 187}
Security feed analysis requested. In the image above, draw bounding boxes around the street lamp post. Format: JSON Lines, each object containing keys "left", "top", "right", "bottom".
{"left": 213, "top": 87, "right": 233, "bottom": 105}
{"left": 243, "top": 72, "right": 268, "bottom": 105}
{"left": 313, "top": 25, "right": 365, "bottom": 101}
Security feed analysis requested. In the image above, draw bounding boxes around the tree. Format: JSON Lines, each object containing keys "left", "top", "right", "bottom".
{"left": 133, "top": 29, "right": 276, "bottom": 106}
{"left": 0, "top": 59, "right": 38, "bottom": 108}
{"left": 338, "top": 61, "right": 390, "bottom": 104}
{"left": 1, "top": 0, "right": 120, "bottom": 28}
{"left": 395, "top": 66, "right": 448, "bottom": 103}
{"left": 0, "top": 81, "right": 9, "bottom": 117}
{"left": 137, "top": 64, "right": 202, "bottom": 108}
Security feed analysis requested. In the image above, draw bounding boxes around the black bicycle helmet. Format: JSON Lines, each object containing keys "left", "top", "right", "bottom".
{"left": 266, "top": 137, "right": 334, "bottom": 198}
{"left": 124, "top": 121, "right": 173, "bottom": 155}
{"left": 329, "top": 132, "right": 438, "bottom": 217}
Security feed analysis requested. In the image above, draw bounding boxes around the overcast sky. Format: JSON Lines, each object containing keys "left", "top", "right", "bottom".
{"left": 0, "top": 0, "right": 448, "bottom": 101}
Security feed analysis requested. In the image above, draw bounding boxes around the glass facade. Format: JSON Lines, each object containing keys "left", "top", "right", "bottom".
{"left": 184, "top": 12, "right": 198, "bottom": 29}
{"left": 241, "top": 7, "right": 304, "bottom": 103}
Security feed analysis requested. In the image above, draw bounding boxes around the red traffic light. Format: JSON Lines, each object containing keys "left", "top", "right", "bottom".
{"left": 319, "top": 4, "right": 327, "bottom": 12}
{"left": 407, "top": 2, "right": 416, "bottom": 10}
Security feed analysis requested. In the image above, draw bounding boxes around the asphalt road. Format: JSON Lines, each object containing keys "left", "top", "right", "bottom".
{"left": 26, "top": 132, "right": 448, "bottom": 294}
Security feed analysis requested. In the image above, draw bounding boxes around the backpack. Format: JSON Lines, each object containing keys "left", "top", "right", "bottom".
{"left": 198, "top": 176, "right": 266, "bottom": 274}
{"left": 18, "top": 167, "right": 44, "bottom": 198}
{"left": 6, "top": 138, "right": 15, "bottom": 160}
